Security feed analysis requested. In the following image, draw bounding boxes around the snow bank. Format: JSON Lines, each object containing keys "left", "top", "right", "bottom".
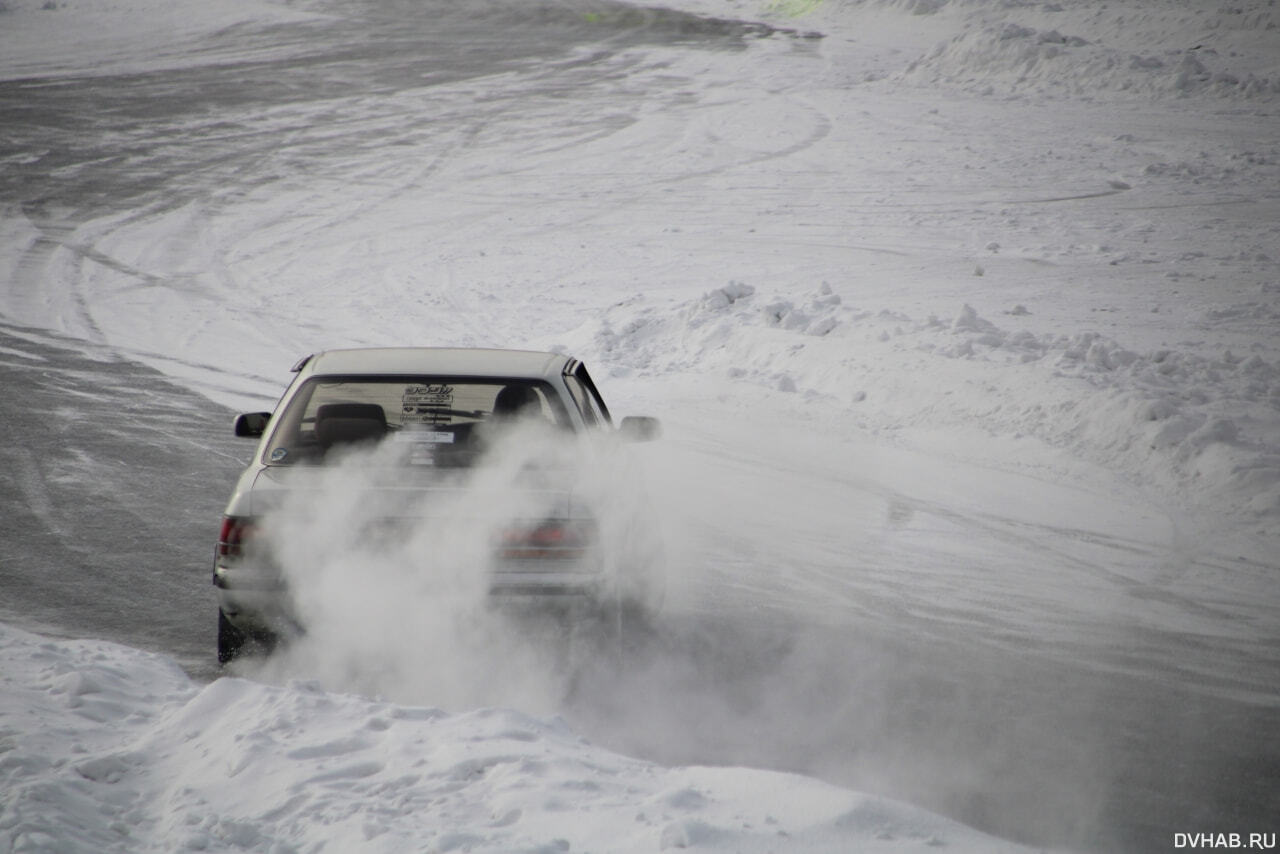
{"left": 676, "top": 0, "right": 1280, "bottom": 102}
{"left": 0, "top": 623, "right": 1038, "bottom": 854}
{"left": 896, "top": 1, "right": 1280, "bottom": 101}
{"left": 567, "top": 280, "right": 1280, "bottom": 533}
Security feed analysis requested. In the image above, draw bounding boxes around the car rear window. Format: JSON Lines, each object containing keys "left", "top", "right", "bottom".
{"left": 263, "top": 377, "right": 567, "bottom": 465}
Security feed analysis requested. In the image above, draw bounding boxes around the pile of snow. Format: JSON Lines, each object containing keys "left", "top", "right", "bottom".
{"left": 684, "top": 0, "right": 1280, "bottom": 101}
{"left": 895, "top": 2, "right": 1280, "bottom": 101}
{"left": 567, "top": 280, "right": 1280, "bottom": 532}
{"left": 0, "top": 623, "right": 1038, "bottom": 854}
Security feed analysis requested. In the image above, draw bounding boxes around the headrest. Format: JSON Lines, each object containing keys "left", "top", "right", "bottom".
{"left": 491, "top": 385, "right": 540, "bottom": 417}
{"left": 315, "top": 402, "right": 387, "bottom": 448}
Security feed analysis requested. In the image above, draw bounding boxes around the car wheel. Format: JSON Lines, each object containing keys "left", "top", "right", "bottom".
{"left": 218, "top": 610, "right": 280, "bottom": 664}
{"left": 217, "top": 609, "right": 247, "bottom": 664}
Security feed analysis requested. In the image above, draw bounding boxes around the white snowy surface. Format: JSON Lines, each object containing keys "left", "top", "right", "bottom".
{"left": 2, "top": 0, "right": 1279, "bottom": 850}
{"left": 0, "top": 0, "right": 323, "bottom": 81}
{"left": 3, "top": 0, "right": 1276, "bottom": 540}
{"left": 0, "top": 620, "right": 1037, "bottom": 853}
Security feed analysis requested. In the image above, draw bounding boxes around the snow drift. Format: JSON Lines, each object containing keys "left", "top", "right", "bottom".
{"left": 0, "top": 622, "right": 1038, "bottom": 854}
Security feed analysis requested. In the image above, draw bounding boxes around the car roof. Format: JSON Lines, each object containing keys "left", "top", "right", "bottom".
{"left": 300, "top": 347, "right": 573, "bottom": 381}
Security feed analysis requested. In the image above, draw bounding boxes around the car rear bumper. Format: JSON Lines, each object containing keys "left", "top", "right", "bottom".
{"left": 488, "top": 569, "right": 605, "bottom": 599}
{"left": 213, "top": 564, "right": 294, "bottom": 636}
{"left": 214, "top": 561, "right": 610, "bottom": 635}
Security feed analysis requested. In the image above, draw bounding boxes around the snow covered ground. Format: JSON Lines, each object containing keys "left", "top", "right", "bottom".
{"left": 1, "top": 0, "right": 1278, "bottom": 851}
{"left": 0, "top": 620, "right": 1041, "bottom": 853}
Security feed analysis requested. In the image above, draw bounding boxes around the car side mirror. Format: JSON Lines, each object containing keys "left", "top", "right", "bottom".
{"left": 234, "top": 411, "right": 272, "bottom": 438}
{"left": 618, "top": 415, "right": 661, "bottom": 442}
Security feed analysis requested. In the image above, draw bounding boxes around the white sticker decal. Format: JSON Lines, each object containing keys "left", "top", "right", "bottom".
{"left": 393, "top": 430, "right": 455, "bottom": 444}
{"left": 401, "top": 384, "right": 454, "bottom": 425}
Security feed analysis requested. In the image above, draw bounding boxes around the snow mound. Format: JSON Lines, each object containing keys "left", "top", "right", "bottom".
{"left": 0, "top": 623, "right": 1038, "bottom": 854}
{"left": 572, "top": 282, "right": 1280, "bottom": 531}
{"left": 899, "top": 7, "right": 1280, "bottom": 101}
{"left": 733, "top": 0, "right": 1280, "bottom": 101}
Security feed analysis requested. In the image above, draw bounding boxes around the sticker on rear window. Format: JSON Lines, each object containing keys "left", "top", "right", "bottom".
{"left": 402, "top": 384, "right": 453, "bottom": 425}
{"left": 392, "top": 430, "right": 455, "bottom": 444}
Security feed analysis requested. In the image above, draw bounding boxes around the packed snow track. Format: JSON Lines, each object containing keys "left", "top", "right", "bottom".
{"left": 2, "top": 1, "right": 1278, "bottom": 852}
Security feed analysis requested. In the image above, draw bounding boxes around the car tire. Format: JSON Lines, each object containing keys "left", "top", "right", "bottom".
{"left": 218, "top": 610, "right": 280, "bottom": 664}
{"left": 217, "top": 609, "right": 246, "bottom": 664}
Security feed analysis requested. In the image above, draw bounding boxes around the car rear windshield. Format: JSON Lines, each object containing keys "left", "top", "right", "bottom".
{"left": 262, "top": 376, "right": 568, "bottom": 466}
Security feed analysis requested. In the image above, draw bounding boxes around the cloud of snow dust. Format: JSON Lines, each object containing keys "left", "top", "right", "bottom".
{"left": 546, "top": 407, "right": 1118, "bottom": 851}
{"left": 238, "top": 391, "right": 1116, "bottom": 849}
{"left": 245, "top": 418, "right": 665, "bottom": 714}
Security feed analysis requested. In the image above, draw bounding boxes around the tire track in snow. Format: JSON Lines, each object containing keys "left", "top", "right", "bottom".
{"left": 657, "top": 406, "right": 1279, "bottom": 703}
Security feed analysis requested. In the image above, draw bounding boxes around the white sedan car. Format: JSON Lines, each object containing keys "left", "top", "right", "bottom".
{"left": 213, "top": 347, "right": 661, "bottom": 664}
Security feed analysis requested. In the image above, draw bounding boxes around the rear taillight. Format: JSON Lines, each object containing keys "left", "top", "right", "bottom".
{"left": 217, "top": 516, "right": 257, "bottom": 559}
{"left": 496, "top": 520, "right": 595, "bottom": 559}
